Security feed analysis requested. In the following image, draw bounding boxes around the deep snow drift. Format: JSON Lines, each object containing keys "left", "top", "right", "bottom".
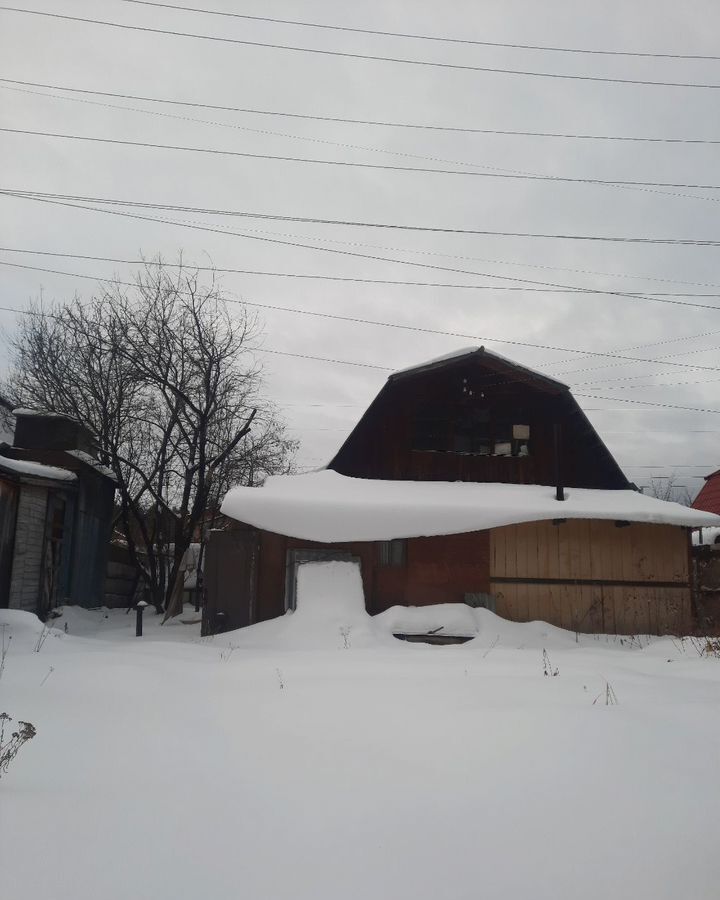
{"left": 2, "top": 582, "right": 719, "bottom": 900}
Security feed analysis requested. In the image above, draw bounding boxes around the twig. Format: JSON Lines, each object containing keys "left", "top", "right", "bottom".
{"left": 0, "top": 625, "right": 10, "bottom": 681}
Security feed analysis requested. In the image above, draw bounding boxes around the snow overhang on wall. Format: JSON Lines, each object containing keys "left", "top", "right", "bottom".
{"left": 0, "top": 454, "right": 77, "bottom": 483}
{"left": 221, "top": 470, "right": 720, "bottom": 543}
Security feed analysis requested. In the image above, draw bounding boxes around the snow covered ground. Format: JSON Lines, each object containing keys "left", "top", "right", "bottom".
{"left": 2, "top": 564, "right": 719, "bottom": 900}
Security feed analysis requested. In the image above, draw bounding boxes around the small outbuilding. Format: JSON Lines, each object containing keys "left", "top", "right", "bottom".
{"left": 0, "top": 410, "right": 116, "bottom": 617}
{"left": 212, "top": 348, "right": 720, "bottom": 635}
{"left": 691, "top": 467, "right": 720, "bottom": 632}
{"left": 692, "top": 468, "right": 720, "bottom": 522}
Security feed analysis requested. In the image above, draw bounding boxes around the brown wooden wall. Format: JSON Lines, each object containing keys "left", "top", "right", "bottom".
{"left": 254, "top": 530, "right": 491, "bottom": 621}
{"left": 329, "top": 362, "right": 628, "bottom": 488}
{"left": 232, "top": 519, "right": 693, "bottom": 635}
{"left": 490, "top": 520, "right": 692, "bottom": 634}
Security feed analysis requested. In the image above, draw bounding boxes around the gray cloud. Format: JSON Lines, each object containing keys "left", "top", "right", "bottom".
{"left": 1, "top": 0, "right": 719, "bottom": 490}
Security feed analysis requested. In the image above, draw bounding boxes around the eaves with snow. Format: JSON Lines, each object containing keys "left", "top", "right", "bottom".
{"left": 221, "top": 470, "right": 719, "bottom": 543}
{"left": 0, "top": 454, "right": 77, "bottom": 483}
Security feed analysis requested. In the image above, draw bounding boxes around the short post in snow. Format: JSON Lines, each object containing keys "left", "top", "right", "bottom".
{"left": 194, "top": 574, "right": 202, "bottom": 614}
{"left": 136, "top": 600, "right": 148, "bottom": 637}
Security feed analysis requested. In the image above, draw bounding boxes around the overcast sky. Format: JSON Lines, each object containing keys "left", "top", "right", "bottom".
{"left": 1, "top": 1, "right": 720, "bottom": 490}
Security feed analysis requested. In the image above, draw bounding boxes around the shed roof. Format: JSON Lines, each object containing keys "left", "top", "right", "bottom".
{"left": 221, "top": 470, "right": 719, "bottom": 543}
{"left": 692, "top": 469, "right": 720, "bottom": 516}
{"left": 0, "top": 453, "right": 77, "bottom": 483}
{"left": 390, "top": 345, "right": 568, "bottom": 391}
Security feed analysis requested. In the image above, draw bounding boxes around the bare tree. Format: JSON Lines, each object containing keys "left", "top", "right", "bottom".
{"left": 645, "top": 472, "right": 693, "bottom": 506}
{"left": 4, "top": 261, "right": 296, "bottom": 614}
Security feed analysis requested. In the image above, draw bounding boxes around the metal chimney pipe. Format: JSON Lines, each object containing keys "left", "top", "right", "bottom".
{"left": 554, "top": 424, "right": 565, "bottom": 502}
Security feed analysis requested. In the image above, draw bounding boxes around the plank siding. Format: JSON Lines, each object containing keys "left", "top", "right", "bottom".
{"left": 252, "top": 529, "right": 492, "bottom": 622}
{"left": 329, "top": 357, "right": 628, "bottom": 489}
{"left": 490, "top": 520, "right": 692, "bottom": 634}
{"left": 8, "top": 485, "right": 48, "bottom": 613}
{"left": 238, "top": 519, "right": 692, "bottom": 636}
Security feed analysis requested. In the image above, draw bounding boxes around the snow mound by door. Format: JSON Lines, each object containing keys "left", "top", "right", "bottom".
{"left": 229, "top": 560, "right": 390, "bottom": 650}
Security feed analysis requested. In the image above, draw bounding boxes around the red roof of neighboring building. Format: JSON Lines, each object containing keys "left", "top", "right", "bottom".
{"left": 693, "top": 469, "right": 720, "bottom": 515}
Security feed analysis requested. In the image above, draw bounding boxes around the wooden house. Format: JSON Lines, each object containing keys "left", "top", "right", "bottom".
{"left": 691, "top": 468, "right": 720, "bottom": 633}
{"left": 211, "top": 348, "right": 720, "bottom": 636}
{"left": 0, "top": 410, "right": 116, "bottom": 617}
{"left": 693, "top": 468, "right": 720, "bottom": 520}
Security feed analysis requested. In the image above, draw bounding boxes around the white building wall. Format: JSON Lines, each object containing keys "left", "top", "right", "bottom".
{"left": 8, "top": 485, "right": 48, "bottom": 612}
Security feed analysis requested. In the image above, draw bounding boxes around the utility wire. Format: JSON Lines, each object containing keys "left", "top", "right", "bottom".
{"left": 5, "top": 191, "right": 720, "bottom": 313}
{"left": 2, "top": 7, "right": 720, "bottom": 90}
{"left": 3, "top": 288, "right": 718, "bottom": 422}
{"left": 2, "top": 184, "right": 720, "bottom": 246}
{"left": 2, "top": 244, "right": 720, "bottom": 298}
{"left": 574, "top": 392, "right": 720, "bottom": 415}
{"left": 9, "top": 191, "right": 720, "bottom": 290}
{"left": 116, "top": 0, "right": 720, "bottom": 61}
{"left": 3, "top": 77, "right": 719, "bottom": 144}
{"left": 5, "top": 126, "right": 720, "bottom": 194}
{"left": 3, "top": 257, "right": 720, "bottom": 376}
{"left": 4, "top": 83, "right": 580, "bottom": 183}
{"left": 0, "top": 83, "right": 717, "bottom": 208}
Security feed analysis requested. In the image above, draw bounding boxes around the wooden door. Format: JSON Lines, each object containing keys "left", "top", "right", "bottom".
{"left": 202, "top": 529, "right": 259, "bottom": 635}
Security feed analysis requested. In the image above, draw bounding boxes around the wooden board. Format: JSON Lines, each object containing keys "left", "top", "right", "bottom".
{"left": 489, "top": 520, "right": 692, "bottom": 634}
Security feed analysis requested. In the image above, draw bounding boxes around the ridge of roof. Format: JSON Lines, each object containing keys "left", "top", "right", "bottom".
{"left": 388, "top": 346, "right": 569, "bottom": 390}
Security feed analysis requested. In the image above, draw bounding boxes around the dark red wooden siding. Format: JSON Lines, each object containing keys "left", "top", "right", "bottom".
{"left": 328, "top": 356, "right": 628, "bottom": 489}
{"left": 254, "top": 528, "right": 491, "bottom": 621}
{"left": 693, "top": 470, "right": 720, "bottom": 516}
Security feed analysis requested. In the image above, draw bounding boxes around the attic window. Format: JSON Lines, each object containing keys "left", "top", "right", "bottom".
{"left": 412, "top": 403, "right": 448, "bottom": 451}
{"left": 453, "top": 408, "right": 491, "bottom": 454}
{"left": 412, "top": 404, "right": 530, "bottom": 456}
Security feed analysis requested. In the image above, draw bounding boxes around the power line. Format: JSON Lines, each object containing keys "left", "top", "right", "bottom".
{"left": 3, "top": 77, "right": 719, "bottom": 144}
{"left": 0, "top": 221, "right": 720, "bottom": 296}
{"left": 603, "top": 430, "right": 720, "bottom": 434}
{"left": 5, "top": 191, "right": 720, "bottom": 314}
{"left": 623, "top": 465, "right": 716, "bottom": 469}
{"left": 6, "top": 126, "right": 720, "bottom": 194}
{"left": 2, "top": 186, "right": 719, "bottom": 246}
{"left": 8, "top": 191, "right": 720, "bottom": 290}
{"left": 3, "top": 244, "right": 720, "bottom": 299}
{"left": 3, "top": 7, "right": 720, "bottom": 90}
{"left": 574, "top": 392, "right": 720, "bottom": 415}
{"left": 4, "top": 257, "right": 720, "bottom": 377}
{"left": 6, "top": 83, "right": 595, "bottom": 186}
{"left": 116, "top": 0, "right": 720, "bottom": 61}
{"left": 4, "top": 283, "right": 718, "bottom": 417}
{"left": 580, "top": 374, "right": 720, "bottom": 390}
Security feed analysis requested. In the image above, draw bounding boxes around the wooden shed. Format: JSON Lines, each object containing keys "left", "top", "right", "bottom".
{"left": 212, "top": 348, "right": 720, "bottom": 636}
{"left": 0, "top": 410, "right": 116, "bottom": 617}
{"left": 692, "top": 468, "right": 720, "bottom": 518}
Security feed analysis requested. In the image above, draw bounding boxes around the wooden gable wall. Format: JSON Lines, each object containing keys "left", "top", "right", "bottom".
{"left": 329, "top": 360, "right": 628, "bottom": 489}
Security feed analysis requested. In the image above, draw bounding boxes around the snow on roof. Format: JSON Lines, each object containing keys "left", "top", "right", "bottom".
{"left": 221, "top": 470, "right": 720, "bottom": 543}
{"left": 692, "top": 468, "right": 720, "bottom": 516}
{"left": 0, "top": 454, "right": 77, "bottom": 483}
{"left": 692, "top": 526, "right": 720, "bottom": 546}
{"left": 391, "top": 345, "right": 481, "bottom": 376}
{"left": 390, "top": 345, "right": 568, "bottom": 389}
{"left": 12, "top": 407, "right": 78, "bottom": 421}
{"left": 66, "top": 450, "right": 117, "bottom": 481}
